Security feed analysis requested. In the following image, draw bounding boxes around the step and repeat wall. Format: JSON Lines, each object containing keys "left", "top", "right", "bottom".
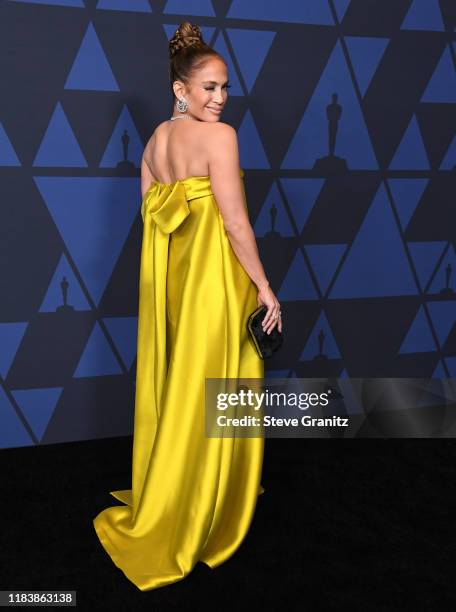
{"left": 0, "top": 0, "right": 455, "bottom": 447}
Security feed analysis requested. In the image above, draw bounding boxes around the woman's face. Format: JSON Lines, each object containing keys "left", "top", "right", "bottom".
{"left": 173, "top": 57, "right": 230, "bottom": 122}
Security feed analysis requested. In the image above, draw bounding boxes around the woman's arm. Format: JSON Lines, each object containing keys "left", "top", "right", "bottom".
{"left": 207, "top": 124, "right": 281, "bottom": 333}
{"left": 140, "top": 134, "right": 157, "bottom": 199}
{"left": 207, "top": 123, "right": 269, "bottom": 291}
{"left": 140, "top": 156, "right": 154, "bottom": 200}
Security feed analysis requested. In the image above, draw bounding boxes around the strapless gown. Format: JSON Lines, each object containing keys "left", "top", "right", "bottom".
{"left": 93, "top": 168, "right": 265, "bottom": 591}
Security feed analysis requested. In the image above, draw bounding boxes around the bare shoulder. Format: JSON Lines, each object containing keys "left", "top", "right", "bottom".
{"left": 204, "top": 121, "right": 236, "bottom": 138}
{"left": 202, "top": 121, "right": 237, "bottom": 152}
{"left": 144, "top": 120, "right": 168, "bottom": 151}
{"left": 204, "top": 122, "right": 241, "bottom": 176}
{"left": 155, "top": 120, "right": 169, "bottom": 133}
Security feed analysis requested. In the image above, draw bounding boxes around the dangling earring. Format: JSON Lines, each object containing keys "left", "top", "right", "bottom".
{"left": 176, "top": 97, "right": 188, "bottom": 113}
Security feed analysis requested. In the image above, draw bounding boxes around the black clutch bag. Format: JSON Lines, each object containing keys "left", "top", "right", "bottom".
{"left": 247, "top": 305, "right": 283, "bottom": 359}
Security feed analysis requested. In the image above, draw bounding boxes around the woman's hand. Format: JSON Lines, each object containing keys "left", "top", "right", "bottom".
{"left": 257, "top": 283, "right": 282, "bottom": 334}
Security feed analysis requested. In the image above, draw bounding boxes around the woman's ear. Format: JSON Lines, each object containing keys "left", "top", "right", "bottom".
{"left": 173, "top": 81, "right": 184, "bottom": 99}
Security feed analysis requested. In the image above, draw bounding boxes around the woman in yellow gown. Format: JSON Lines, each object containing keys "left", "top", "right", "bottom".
{"left": 93, "top": 21, "right": 282, "bottom": 591}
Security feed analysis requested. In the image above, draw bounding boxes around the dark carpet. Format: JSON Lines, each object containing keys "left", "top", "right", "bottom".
{"left": 1, "top": 437, "right": 456, "bottom": 610}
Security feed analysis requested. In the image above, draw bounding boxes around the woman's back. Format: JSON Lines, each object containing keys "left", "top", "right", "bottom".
{"left": 143, "top": 119, "right": 216, "bottom": 184}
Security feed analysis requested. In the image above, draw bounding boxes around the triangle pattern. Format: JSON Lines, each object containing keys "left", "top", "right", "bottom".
{"left": 330, "top": 183, "right": 417, "bottom": 298}
{"left": 337, "top": 375, "right": 365, "bottom": 415}
{"left": 428, "top": 245, "right": 456, "bottom": 294}
{"left": 39, "top": 254, "right": 91, "bottom": 312}
{"left": 280, "top": 178, "right": 325, "bottom": 233}
{"left": 399, "top": 307, "right": 436, "bottom": 353}
{"left": 65, "top": 23, "right": 120, "bottom": 91}
{"left": 345, "top": 36, "right": 389, "bottom": 97}
{"left": 432, "top": 360, "right": 447, "bottom": 378}
{"left": 237, "top": 110, "right": 270, "bottom": 169}
{"left": 9, "top": 0, "right": 83, "bottom": 5}
{"left": 333, "top": 0, "right": 351, "bottom": 22}
{"left": 440, "top": 135, "right": 456, "bottom": 170}
{"left": 300, "top": 311, "right": 341, "bottom": 360}
{"left": 226, "top": 29, "right": 276, "bottom": 92}
{"left": 282, "top": 40, "right": 378, "bottom": 170}
{"left": 33, "top": 102, "right": 87, "bottom": 167}
{"left": 74, "top": 322, "right": 122, "bottom": 377}
{"left": 401, "top": 0, "right": 445, "bottom": 31}
{"left": 389, "top": 115, "right": 430, "bottom": 169}
{"left": 97, "top": 0, "right": 152, "bottom": 11}
{"left": 99, "top": 105, "right": 144, "bottom": 168}
{"left": 421, "top": 47, "right": 456, "bottom": 103}
{"left": 34, "top": 176, "right": 140, "bottom": 305}
{"left": 0, "top": 322, "right": 28, "bottom": 378}
{"left": 408, "top": 241, "right": 447, "bottom": 292}
{"left": 0, "top": 387, "right": 34, "bottom": 449}
{"left": 305, "top": 244, "right": 347, "bottom": 294}
{"left": 103, "top": 316, "right": 138, "bottom": 369}
{"left": 253, "top": 182, "right": 295, "bottom": 237}
{"left": 227, "top": 0, "right": 333, "bottom": 25}
{"left": 387, "top": 178, "right": 429, "bottom": 229}
{"left": 428, "top": 300, "right": 456, "bottom": 346}
{"left": 12, "top": 387, "right": 63, "bottom": 442}
{"left": 445, "top": 357, "right": 456, "bottom": 376}
{"left": 427, "top": 301, "right": 456, "bottom": 346}
{"left": 415, "top": 376, "right": 456, "bottom": 407}
{"left": 163, "top": 0, "right": 215, "bottom": 17}
{"left": 0, "top": 123, "right": 21, "bottom": 166}
{"left": 277, "top": 249, "right": 319, "bottom": 301}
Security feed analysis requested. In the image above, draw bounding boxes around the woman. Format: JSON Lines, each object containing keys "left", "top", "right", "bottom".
{"left": 93, "top": 21, "right": 282, "bottom": 591}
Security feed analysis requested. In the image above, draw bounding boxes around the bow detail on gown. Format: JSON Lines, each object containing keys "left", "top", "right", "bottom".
{"left": 141, "top": 181, "right": 191, "bottom": 233}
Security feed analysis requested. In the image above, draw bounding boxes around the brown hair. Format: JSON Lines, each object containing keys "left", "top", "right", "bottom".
{"left": 168, "top": 21, "right": 226, "bottom": 103}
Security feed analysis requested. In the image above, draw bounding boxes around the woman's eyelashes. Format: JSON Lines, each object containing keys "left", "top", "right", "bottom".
{"left": 205, "top": 85, "right": 231, "bottom": 91}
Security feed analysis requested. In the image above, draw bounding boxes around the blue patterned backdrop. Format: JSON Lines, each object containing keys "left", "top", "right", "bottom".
{"left": 0, "top": 0, "right": 455, "bottom": 448}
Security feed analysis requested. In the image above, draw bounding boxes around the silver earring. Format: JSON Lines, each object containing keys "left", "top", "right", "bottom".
{"left": 176, "top": 97, "right": 188, "bottom": 113}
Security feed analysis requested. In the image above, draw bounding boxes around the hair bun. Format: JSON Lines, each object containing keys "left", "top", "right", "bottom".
{"left": 169, "top": 22, "right": 204, "bottom": 59}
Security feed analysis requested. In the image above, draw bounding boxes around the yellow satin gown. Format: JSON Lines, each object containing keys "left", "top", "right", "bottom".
{"left": 93, "top": 168, "right": 265, "bottom": 591}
